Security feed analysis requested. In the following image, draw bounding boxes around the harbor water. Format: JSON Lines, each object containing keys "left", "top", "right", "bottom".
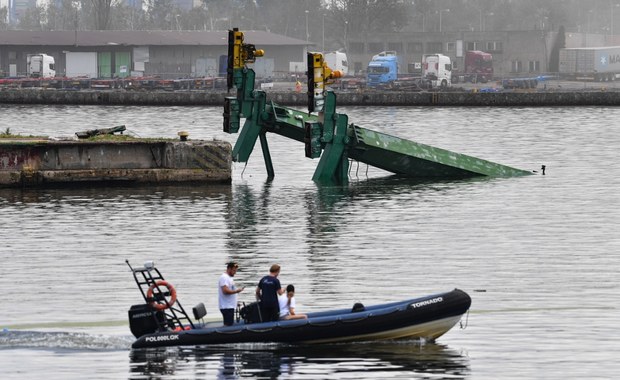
{"left": 0, "top": 104, "right": 619, "bottom": 379}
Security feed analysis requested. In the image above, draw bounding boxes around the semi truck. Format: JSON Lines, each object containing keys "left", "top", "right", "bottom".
{"left": 452, "top": 50, "right": 493, "bottom": 83}
{"left": 423, "top": 54, "right": 452, "bottom": 88}
{"left": 366, "top": 51, "right": 452, "bottom": 90}
{"left": 366, "top": 51, "right": 399, "bottom": 87}
{"left": 559, "top": 46, "right": 620, "bottom": 81}
{"left": 27, "top": 54, "right": 56, "bottom": 78}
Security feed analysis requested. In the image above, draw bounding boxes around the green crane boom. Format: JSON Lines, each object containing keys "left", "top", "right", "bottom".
{"left": 223, "top": 28, "right": 532, "bottom": 185}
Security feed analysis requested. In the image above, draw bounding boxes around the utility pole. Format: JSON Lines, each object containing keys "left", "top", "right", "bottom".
{"left": 439, "top": 9, "right": 450, "bottom": 32}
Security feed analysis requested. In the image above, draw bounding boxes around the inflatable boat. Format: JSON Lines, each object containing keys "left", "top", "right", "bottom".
{"left": 126, "top": 261, "right": 471, "bottom": 349}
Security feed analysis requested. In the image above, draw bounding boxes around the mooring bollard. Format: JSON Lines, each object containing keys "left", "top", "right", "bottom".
{"left": 178, "top": 131, "right": 189, "bottom": 141}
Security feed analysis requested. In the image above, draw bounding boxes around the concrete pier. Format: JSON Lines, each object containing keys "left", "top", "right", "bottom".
{"left": 0, "top": 138, "right": 231, "bottom": 188}
{"left": 2, "top": 88, "right": 620, "bottom": 106}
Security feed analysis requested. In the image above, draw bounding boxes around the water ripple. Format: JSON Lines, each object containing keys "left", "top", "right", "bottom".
{"left": 1, "top": 105, "right": 620, "bottom": 379}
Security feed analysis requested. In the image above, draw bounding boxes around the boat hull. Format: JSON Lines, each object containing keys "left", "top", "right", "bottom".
{"left": 132, "top": 288, "right": 471, "bottom": 349}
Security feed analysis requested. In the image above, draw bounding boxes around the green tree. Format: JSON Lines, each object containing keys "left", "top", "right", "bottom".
{"left": 548, "top": 25, "right": 566, "bottom": 72}
{"left": 107, "top": 2, "right": 143, "bottom": 30}
{"left": 0, "top": 7, "right": 8, "bottom": 31}
{"left": 90, "top": 0, "right": 113, "bottom": 30}
{"left": 45, "top": 0, "right": 80, "bottom": 31}
{"left": 326, "top": 0, "right": 407, "bottom": 51}
{"left": 17, "top": 5, "right": 45, "bottom": 30}
{"left": 202, "top": 0, "right": 234, "bottom": 30}
{"left": 180, "top": 3, "right": 209, "bottom": 31}
{"left": 143, "top": 0, "right": 175, "bottom": 29}
{"left": 410, "top": 0, "right": 434, "bottom": 32}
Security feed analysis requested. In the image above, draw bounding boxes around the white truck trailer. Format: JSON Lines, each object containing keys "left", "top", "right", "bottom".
{"left": 559, "top": 46, "right": 620, "bottom": 81}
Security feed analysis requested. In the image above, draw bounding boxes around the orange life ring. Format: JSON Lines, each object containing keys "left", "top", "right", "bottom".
{"left": 146, "top": 280, "right": 177, "bottom": 311}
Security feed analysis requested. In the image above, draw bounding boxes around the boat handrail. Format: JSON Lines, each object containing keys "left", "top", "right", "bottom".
{"left": 215, "top": 327, "right": 248, "bottom": 334}
{"left": 339, "top": 314, "right": 369, "bottom": 323}
{"left": 308, "top": 319, "right": 338, "bottom": 327}
{"left": 277, "top": 320, "right": 310, "bottom": 329}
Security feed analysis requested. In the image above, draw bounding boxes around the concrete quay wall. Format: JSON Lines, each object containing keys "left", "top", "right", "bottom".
{"left": 0, "top": 139, "right": 232, "bottom": 188}
{"left": 0, "top": 89, "right": 227, "bottom": 106}
{"left": 3, "top": 89, "right": 620, "bottom": 106}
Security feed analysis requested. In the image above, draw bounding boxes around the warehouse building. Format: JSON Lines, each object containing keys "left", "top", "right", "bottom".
{"left": 0, "top": 30, "right": 309, "bottom": 79}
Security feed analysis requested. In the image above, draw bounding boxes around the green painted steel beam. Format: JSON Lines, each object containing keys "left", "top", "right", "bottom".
{"left": 347, "top": 126, "right": 532, "bottom": 178}
{"left": 264, "top": 103, "right": 318, "bottom": 143}
{"left": 231, "top": 90, "right": 266, "bottom": 163}
{"left": 312, "top": 92, "right": 350, "bottom": 185}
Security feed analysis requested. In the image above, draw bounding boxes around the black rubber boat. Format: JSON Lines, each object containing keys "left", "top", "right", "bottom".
{"left": 126, "top": 261, "right": 472, "bottom": 349}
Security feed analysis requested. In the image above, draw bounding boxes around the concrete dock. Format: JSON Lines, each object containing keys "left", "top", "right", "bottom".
{"left": 2, "top": 88, "right": 620, "bottom": 106}
{"left": 0, "top": 138, "right": 231, "bottom": 188}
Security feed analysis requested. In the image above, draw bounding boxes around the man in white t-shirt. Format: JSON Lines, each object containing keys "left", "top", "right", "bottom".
{"left": 218, "top": 262, "right": 245, "bottom": 326}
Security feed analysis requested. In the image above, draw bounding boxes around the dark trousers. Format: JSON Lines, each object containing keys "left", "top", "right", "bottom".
{"left": 220, "top": 308, "right": 234, "bottom": 326}
{"left": 259, "top": 305, "right": 280, "bottom": 322}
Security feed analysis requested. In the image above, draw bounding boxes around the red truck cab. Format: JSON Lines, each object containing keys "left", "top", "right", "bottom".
{"left": 453, "top": 50, "right": 493, "bottom": 83}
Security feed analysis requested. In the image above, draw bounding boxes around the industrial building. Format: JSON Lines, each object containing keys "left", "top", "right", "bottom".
{"left": 1, "top": 27, "right": 617, "bottom": 80}
{"left": 0, "top": 30, "right": 309, "bottom": 79}
{"left": 345, "top": 30, "right": 620, "bottom": 77}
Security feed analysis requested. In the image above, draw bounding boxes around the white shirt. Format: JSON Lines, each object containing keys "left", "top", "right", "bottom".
{"left": 218, "top": 272, "right": 237, "bottom": 309}
{"left": 278, "top": 294, "right": 296, "bottom": 317}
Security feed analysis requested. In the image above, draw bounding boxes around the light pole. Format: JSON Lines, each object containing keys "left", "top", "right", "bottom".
{"left": 612, "top": 2, "right": 620, "bottom": 36}
{"left": 344, "top": 20, "right": 348, "bottom": 53}
{"left": 586, "top": 10, "right": 593, "bottom": 47}
{"left": 322, "top": 13, "right": 325, "bottom": 52}
{"left": 305, "top": 10, "right": 310, "bottom": 45}
{"left": 439, "top": 9, "right": 449, "bottom": 32}
{"left": 484, "top": 12, "right": 494, "bottom": 32}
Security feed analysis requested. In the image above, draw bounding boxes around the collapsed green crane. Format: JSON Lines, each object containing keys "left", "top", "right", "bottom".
{"left": 223, "top": 28, "right": 532, "bottom": 185}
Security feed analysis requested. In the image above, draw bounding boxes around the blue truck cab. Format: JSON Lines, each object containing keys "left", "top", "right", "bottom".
{"left": 366, "top": 51, "right": 399, "bottom": 87}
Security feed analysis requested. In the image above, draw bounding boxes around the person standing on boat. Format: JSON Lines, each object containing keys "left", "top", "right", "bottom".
{"left": 278, "top": 284, "right": 307, "bottom": 320}
{"left": 255, "top": 264, "right": 285, "bottom": 322}
{"left": 219, "top": 261, "right": 245, "bottom": 326}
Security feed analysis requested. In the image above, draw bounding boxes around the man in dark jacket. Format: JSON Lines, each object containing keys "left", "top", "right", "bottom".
{"left": 255, "top": 264, "right": 285, "bottom": 322}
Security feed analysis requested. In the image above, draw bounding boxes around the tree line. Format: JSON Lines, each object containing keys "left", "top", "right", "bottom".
{"left": 0, "top": 0, "right": 617, "bottom": 51}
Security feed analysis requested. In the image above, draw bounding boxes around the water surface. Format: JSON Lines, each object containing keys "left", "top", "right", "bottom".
{"left": 1, "top": 104, "right": 619, "bottom": 379}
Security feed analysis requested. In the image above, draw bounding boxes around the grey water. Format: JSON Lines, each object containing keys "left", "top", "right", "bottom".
{"left": 0, "top": 104, "right": 619, "bottom": 379}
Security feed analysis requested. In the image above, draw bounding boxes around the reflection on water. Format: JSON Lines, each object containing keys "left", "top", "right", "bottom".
{"left": 129, "top": 341, "right": 470, "bottom": 379}
{"left": 0, "top": 184, "right": 233, "bottom": 205}
{"left": 225, "top": 182, "right": 273, "bottom": 259}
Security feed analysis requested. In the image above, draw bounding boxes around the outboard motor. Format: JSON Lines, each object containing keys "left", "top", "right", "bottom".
{"left": 128, "top": 304, "right": 165, "bottom": 338}
{"left": 239, "top": 302, "right": 263, "bottom": 323}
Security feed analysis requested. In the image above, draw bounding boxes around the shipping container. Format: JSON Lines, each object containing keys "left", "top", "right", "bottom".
{"left": 559, "top": 46, "right": 620, "bottom": 81}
